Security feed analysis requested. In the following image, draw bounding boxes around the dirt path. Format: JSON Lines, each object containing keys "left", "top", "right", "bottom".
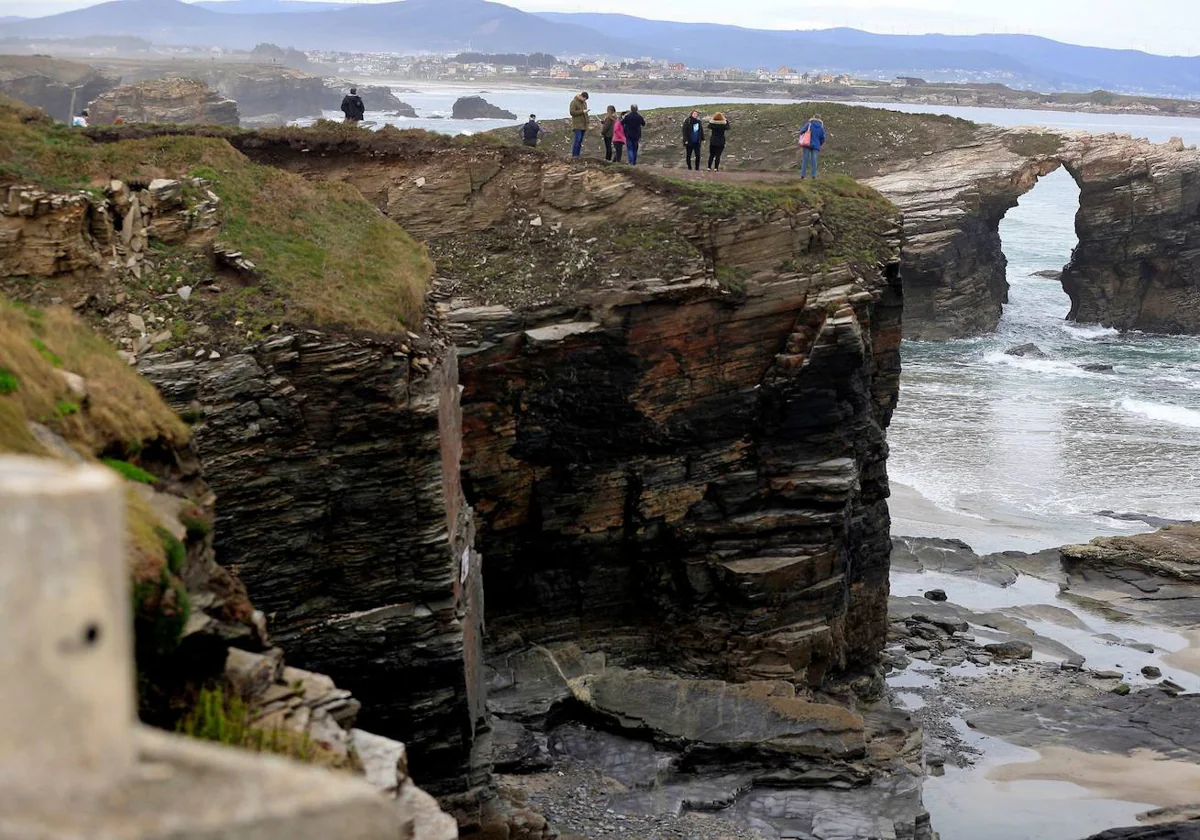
{"left": 640, "top": 165, "right": 802, "bottom": 184}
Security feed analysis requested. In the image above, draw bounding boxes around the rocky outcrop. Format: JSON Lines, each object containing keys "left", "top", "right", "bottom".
{"left": 88, "top": 78, "right": 240, "bottom": 126}
{"left": 236, "top": 137, "right": 902, "bottom": 696}
{"left": 864, "top": 128, "right": 1059, "bottom": 340}
{"left": 1058, "top": 135, "right": 1200, "bottom": 334}
{"left": 137, "top": 335, "right": 493, "bottom": 823}
{"left": 452, "top": 96, "right": 516, "bottom": 120}
{"left": 1061, "top": 525, "right": 1200, "bottom": 585}
{"left": 0, "top": 55, "right": 116, "bottom": 122}
{"left": 866, "top": 126, "right": 1200, "bottom": 339}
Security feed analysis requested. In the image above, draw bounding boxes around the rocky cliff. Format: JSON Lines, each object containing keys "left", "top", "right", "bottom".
{"left": 0, "top": 55, "right": 116, "bottom": 122}
{"left": 1058, "top": 135, "right": 1200, "bottom": 334}
{"left": 88, "top": 78, "right": 240, "bottom": 126}
{"left": 0, "top": 103, "right": 458, "bottom": 838}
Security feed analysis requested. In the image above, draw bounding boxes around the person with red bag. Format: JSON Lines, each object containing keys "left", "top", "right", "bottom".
{"left": 797, "top": 114, "right": 826, "bottom": 179}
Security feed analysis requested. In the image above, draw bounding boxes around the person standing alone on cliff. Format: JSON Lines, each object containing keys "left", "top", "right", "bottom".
{"left": 682, "top": 110, "right": 705, "bottom": 170}
{"left": 707, "top": 112, "right": 730, "bottom": 171}
{"left": 622, "top": 105, "right": 646, "bottom": 165}
{"left": 601, "top": 105, "right": 618, "bottom": 161}
{"left": 798, "top": 114, "right": 826, "bottom": 179}
{"left": 341, "top": 87, "right": 365, "bottom": 125}
{"left": 569, "top": 91, "right": 590, "bottom": 158}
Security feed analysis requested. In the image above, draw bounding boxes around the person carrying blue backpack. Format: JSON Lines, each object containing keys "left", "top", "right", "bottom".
{"left": 798, "top": 114, "right": 827, "bottom": 179}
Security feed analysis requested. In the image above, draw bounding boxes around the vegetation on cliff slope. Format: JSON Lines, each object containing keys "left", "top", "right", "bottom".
{"left": 0, "top": 294, "right": 194, "bottom": 656}
{"left": 0, "top": 98, "right": 431, "bottom": 333}
{"left": 494, "top": 102, "right": 983, "bottom": 177}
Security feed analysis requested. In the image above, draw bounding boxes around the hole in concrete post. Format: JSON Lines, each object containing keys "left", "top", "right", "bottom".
{"left": 83, "top": 623, "right": 101, "bottom": 646}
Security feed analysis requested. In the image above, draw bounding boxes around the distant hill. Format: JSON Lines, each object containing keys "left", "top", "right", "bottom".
{"left": 4, "top": 0, "right": 1200, "bottom": 96}
{"left": 0, "top": 16, "right": 25, "bottom": 23}
{"left": 0, "top": 0, "right": 645, "bottom": 54}
{"left": 540, "top": 12, "right": 1200, "bottom": 96}
{"left": 194, "top": 0, "right": 348, "bottom": 13}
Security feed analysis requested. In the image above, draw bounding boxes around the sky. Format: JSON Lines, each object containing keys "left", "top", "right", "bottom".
{"left": 2, "top": 0, "right": 1198, "bottom": 56}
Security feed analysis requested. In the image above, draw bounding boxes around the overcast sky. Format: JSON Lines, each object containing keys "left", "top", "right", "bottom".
{"left": 3, "top": 0, "right": 1197, "bottom": 56}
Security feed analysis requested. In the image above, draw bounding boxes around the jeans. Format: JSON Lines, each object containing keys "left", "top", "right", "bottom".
{"left": 626, "top": 138, "right": 640, "bottom": 165}
{"left": 686, "top": 143, "right": 702, "bottom": 170}
{"left": 572, "top": 129, "right": 586, "bottom": 157}
{"left": 603, "top": 136, "right": 613, "bottom": 160}
{"left": 707, "top": 146, "right": 724, "bottom": 170}
{"left": 612, "top": 141, "right": 624, "bottom": 162}
{"left": 801, "top": 146, "right": 820, "bottom": 178}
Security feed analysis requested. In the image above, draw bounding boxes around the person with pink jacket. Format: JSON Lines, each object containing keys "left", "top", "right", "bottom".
{"left": 611, "top": 112, "right": 627, "bottom": 163}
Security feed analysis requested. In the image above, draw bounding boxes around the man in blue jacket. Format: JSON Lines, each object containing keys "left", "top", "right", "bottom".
{"left": 798, "top": 114, "right": 826, "bottom": 179}
{"left": 621, "top": 105, "right": 646, "bottom": 165}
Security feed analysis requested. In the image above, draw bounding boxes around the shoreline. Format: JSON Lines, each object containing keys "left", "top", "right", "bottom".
{"left": 363, "top": 76, "right": 1200, "bottom": 123}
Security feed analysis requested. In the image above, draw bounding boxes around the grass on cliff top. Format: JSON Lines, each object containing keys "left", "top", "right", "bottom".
{"left": 0, "top": 98, "right": 431, "bottom": 333}
{"left": 0, "top": 296, "right": 188, "bottom": 457}
{"left": 665, "top": 173, "right": 900, "bottom": 275}
{"left": 491, "top": 101, "right": 981, "bottom": 178}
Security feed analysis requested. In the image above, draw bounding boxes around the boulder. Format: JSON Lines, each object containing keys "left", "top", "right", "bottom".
{"left": 924, "top": 589, "right": 948, "bottom": 602}
{"left": 1142, "top": 665, "right": 1163, "bottom": 679}
{"left": 1005, "top": 343, "right": 1047, "bottom": 358}
{"left": 452, "top": 95, "right": 517, "bottom": 120}
{"left": 1080, "top": 363, "right": 1115, "bottom": 372}
{"left": 983, "top": 641, "right": 1034, "bottom": 660}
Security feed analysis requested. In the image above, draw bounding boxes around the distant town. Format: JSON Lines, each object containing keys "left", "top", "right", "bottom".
{"left": 310, "top": 50, "right": 872, "bottom": 87}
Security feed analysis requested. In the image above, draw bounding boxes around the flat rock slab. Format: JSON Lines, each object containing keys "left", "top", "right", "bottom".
{"left": 580, "top": 668, "right": 866, "bottom": 761}
{"left": 892, "top": 536, "right": 1018, "bottom": 587}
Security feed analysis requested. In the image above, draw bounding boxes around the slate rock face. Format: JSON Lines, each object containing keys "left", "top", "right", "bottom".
{"left": 452, "top": 95, "right": 517, "bottom": 120}
{"left": 89, "top": 78, "right": 240, "bottom": 126}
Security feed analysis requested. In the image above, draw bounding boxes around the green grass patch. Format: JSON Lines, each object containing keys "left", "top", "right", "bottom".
{"left": 0, "top": 368, "right": 17, "bottom": 395}
{"left": 0, "top": 97, "right": 431, "bottom": 333}
{"left": 156, "top": 526, "right": 187, "bottom": 575}
{"left": 177, "top": 686, "right": 347, "bottom": 767}
{"left": 1003, "top": 132, "right": 1065, "bottom": 158}
{"left": 54, "top": 400, "right": 79, "bottom": 417}
{"left": 102, "top": 457, "right": 157, "bottom": 485}
{"left": 490, "top": 101, "right": 981, "bottom": 178}
{"left": 30, "top": 337, "right": 62, "bottom": 367}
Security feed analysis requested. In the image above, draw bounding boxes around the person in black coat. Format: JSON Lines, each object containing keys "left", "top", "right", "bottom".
{"left": 341, "top": 88, "right": 366, "bottom": 124}
{"left": 621, "top": 105, "right": 646, "bottom": 165}
{"left": 682, "top": 110, "right": 705, "bottom": 170}
{"left": 707, "top": 112, "right": 730, "bottom": 171}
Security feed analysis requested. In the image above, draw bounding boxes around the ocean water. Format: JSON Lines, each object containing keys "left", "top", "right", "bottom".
{"left": 889, "top": 159, "right": 1200, "bottom": 551}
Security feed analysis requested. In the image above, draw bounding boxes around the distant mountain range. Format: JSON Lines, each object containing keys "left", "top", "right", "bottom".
{"left": 193, "top": 0, "right": 347, "bottom": 12}
{"left": 3, "top": 0, "right": 1200, "bottom": 96}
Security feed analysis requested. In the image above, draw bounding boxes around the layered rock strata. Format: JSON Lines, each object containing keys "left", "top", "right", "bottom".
{"left": 88, "top": 78, "right": 240, "bottom": 126}
{"left": 138, "top": 336, "right": 493, "bottom": 821}
{"left": 235, "top": 138, "right": 903, "bottom": 696}
{"left": 1059, "top": 135, "right": 1200, "bottom": 334}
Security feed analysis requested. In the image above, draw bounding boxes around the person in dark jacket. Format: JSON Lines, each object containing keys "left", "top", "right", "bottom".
{"left": 621, "top": 105, "right": 646, "bottom": 165}
{"left": 520, "top": 114, "right": 544, "bottom": 147}
{"left": 601, "top": 105, "right": 618, "bottom": 161}
{"left": 706, "top": 112, "right": 730, "bottom": 171}
{"left": 682, "top": 110, "right": 705, "bottom": 170}
{"left": 798, "top": 114, "right": 827, "bottom": 179}
{"left": 341, "top": 88, "right": 365, "bottom": 124}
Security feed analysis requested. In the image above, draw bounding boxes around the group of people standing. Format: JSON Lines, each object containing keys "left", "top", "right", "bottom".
{"left": 680, "top": 109, "right": 731, "bottom": 171}
{"left": 523, "top": 92, "right": 827, "bottom": 178}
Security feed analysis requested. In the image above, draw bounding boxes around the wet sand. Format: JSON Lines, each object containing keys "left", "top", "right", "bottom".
{"left": 888, "top": 480, "right": 1146, "bottom": 555}
{"left": 1164, "top": 628, "right": 1200, "bottom": 678}
{"left": 989, "top": 747, "right": 1200, "bottom": 809}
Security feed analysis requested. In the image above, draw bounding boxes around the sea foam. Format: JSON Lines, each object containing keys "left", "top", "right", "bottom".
{"left": 1120, "top": 398, "right": 1200, "bottom": 429}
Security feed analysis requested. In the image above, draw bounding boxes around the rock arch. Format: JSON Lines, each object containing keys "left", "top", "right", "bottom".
{"left": 867, "top": 129, "right": 1200, "bottom": 340}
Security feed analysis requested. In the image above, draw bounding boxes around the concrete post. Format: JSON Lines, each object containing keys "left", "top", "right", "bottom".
{"left": 0, "top": 456, "right": 135, "bottom": 798}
